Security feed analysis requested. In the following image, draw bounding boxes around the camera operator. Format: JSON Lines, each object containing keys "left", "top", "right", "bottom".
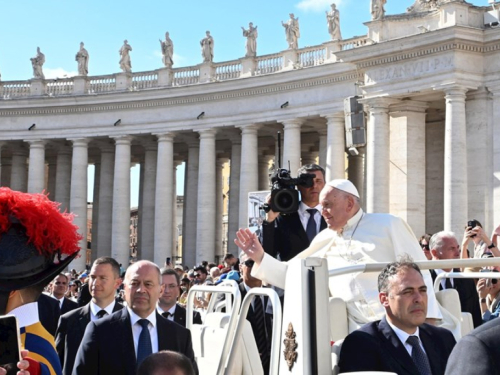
{"left": 461, "top": 220, "right": 500, "bottom": 272}
{"left": 259, "top": 164, "right": 326, "bottom": 261}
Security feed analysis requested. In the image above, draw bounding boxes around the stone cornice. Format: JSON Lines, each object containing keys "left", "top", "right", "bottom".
{"left": 0, "top": 70, "right": 361, "bottom": 117}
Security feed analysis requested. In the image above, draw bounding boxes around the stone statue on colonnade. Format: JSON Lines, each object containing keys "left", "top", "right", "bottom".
{"left": 241, "top": 22, "right": 258, "bottom": 57}
{"left": 75, "top": 42, "right": 89, "bottom": 76}
{"left": 326, "top": 3, "right": 342, "bottom": 41}
{"left": 200, "top": 31, "right": 214, "bottom": 63}
{"left": 119, "top": 40, "right": 132, "bottom": 73}
{"left": 159, "top": 32, "right": 174, "bottom": 68}
{"left": 282, "top": 13, "right": 300, "bottom": 49}
{"left": 30, "top": 47, "right": 45, "bottom": 79}
{"left": 371, "top": 0, "right": 387, "bottom": 20}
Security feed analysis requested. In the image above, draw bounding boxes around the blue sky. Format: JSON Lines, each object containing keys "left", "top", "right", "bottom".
{"left": 0, "top": 0, "right": 488, "bottom": 205}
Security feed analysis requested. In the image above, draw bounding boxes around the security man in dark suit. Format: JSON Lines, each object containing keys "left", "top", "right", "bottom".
{"left": 73, "top": 260, "right": 197, "bottom": 375}
{"left": 51, "top": 274, "right": 78, "bottom": 314}
{"left": 339, "top": 256, "right": 456, "bottom": 374}
{"left": 157, "top": 268, "right": 202, "bottom": 327}
{"left": 239, "top": 254, "right": 272, "bottom": 375}
{"left": 428, "top": 231, "right": 482, "bottom": 328}
{"left": 56, "top": 256, "right": 124, "bottom": 375}
{"left": 445, "top": 317, "right": 500, "bottom": 375}
{"left": 260, "top": 164, "right": 327, "bottom": 261}
{"left": 38, "top": 292, "right": 61, "bottom": 336}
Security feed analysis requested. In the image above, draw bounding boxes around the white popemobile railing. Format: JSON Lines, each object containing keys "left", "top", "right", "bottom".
{"left": 184, "top": 257, "right": 500, "bottom": 375}
{"left": 0, "top": 35, "right": 372, "bottom": 99}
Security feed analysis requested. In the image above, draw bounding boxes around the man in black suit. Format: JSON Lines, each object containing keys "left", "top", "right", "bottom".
{"left": 339, "top": 257, "right": 456, "bottom": 374}
{"left": 73, "top": 260, "right": 198, "bottom": 375}
{"left": 428, "top": 231, "right": 482, "bottom": 327}
{"left": 38, "top": 292, "right": 61, "bottom": 336}
{"left": 56, "top": 256, "right": 124, "bottom": 375}
{"left": 239, "top": 255, "right": 272, "bottom": 375}
{"left": 260, "top": 164, "right": 327, "bottom": 261}
{"left": 157, "top": 268, "right": 202, "bottom": 327}
{"left": 445, "top": 317, "right": 500, "bottom": 375}
{"left": 51, "top": 274, "right": 78, "bottom": 314}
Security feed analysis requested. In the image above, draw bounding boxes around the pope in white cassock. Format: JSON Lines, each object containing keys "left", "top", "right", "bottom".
{"left": 236, "top": 179, "right": 459, "bottom": 337}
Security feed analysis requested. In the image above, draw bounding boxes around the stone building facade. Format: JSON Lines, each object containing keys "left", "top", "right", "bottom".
{"left": 0, "top": 1, "right": 498, "bottom": 269}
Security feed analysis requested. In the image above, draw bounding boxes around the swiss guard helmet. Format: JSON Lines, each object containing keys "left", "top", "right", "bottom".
{"left": 0, "top": 188, "right": 81, "bottom": 314}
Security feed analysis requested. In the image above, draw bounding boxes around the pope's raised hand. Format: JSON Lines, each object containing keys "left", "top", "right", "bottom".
{"left": 235, "top": 228, "right": 265, "bottom": 265}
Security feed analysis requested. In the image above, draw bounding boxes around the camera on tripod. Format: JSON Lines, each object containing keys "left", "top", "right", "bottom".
{"left": 264, "top": 168, "right": 315, "bottom": 214}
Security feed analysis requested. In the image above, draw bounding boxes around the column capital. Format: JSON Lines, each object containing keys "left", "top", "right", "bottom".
{"left": 155, "top": 133, "right": 175, "bottom": 143}
{"left": 111, "top": 135, "right": 133, "bottom": 145}
{"left": 281, "top": 118, "right": 303, "bottom": 129}
{"left": 239, "top": 124, "right": 261, "bottom": 135}
{"left": 360, "top": 97, "right": 399, "bottom": 112}
{"left": 68, "top": 138, "right": 90, "bottom": 147}
{"left": 25, "top": 139, "right": 46, "bottom": 148}
{"left": 321, "top": 112, "right": 344, "bottom": 122}
{"left": 466, "top": 86, "right": 490, "bottom": 101}
{"left": 441, "top": 84, "right": 469, "bottom": 98}
{"left": 197, "top": 128, "right": 217, "bottom": 139}
{"left": 389, "top": 100, "right": 428, "bottom": 114}
{"left": 228, "top": 134, "right": 242, "bottom": 145}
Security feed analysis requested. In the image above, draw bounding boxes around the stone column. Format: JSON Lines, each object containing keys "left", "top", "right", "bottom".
{"left": 238, "top": 125, "right": 260, "bottom": 229}
{"left": 111, "top": 136, "right": 132, "bottom": 268}
{"left": 227, "top": 136, "right": 241, "bottom": 255}
{"left": 318, "top": 128, "right": 327, "bottom": 168}
{"left": 196, "top": 129, "right": 217, "bottom": 263}
{"left": 258, "top": 154, "right": 271, "bottom": 191}
{"left": 215, "top": 159, "right": 225, "bottom": 259}
{"left": 466, "top": 87, "right": 493, "bottom": 231}
{"left": 365, "top": 98, "right": 395, "bottom": 213}
{"left": 182, "top": 141, "right": 199, "bottom": 267}
{"left": 27, "top": 140, "right": 46, "bottom": 193}
{"left": 443, "top": 86, "right": 468, "bottom": 235}
{"left": 172, "top": 161, "right": 181, "bottom": 260}
{"left": 69, "top": 138, "right": 89, "bottom": 271}
{"left": 324, "top": 113, "right": 345, "bottom": 181}
{"left": 91, "top": 160, "right": 100, "bottom": 262}
{"left": 490, "top": 86, "right": 500, "bottom": 228}
{"left": 137, "top": 158, "right": 145, "bottom": 260}
{"left": 0, "top": 142, "right": 4, "bottom": 184}
{"left": 140, "top": 143, "right": 157, "bottom": 261}
{"left": 1, "top": 155, "right": 11, "bottom": 187}
{"left": 282, "top": 120, "right": 302, "bottom": 175}
{"left": 347, "top": 147, "right": 366, "bottom": 208}
{"left": 10, "top": 149, "right": 28, "bottom": 192}
{"left": 154, "top": 133, "right": 174, "bottom": 265}
{"left": 47, "top": 156, "right": 57, "bottom": 200}
{"left": 96, "top": 146, "right": 114, "bottom": 259}
{"left": 389, "top": 101, "right": 428, "bottom": 236}
{"left": 55, "top": 146, "right": 72, "bottom": 212}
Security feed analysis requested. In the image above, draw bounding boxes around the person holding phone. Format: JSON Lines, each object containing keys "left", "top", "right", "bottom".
{"left": 0, "top": 188, "right": 82, "bottom": 375}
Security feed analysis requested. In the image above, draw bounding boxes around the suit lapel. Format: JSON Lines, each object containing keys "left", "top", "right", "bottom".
{"left": 378, "top": 318, "right": 419, "bottom": 375}
{"left": 420, "top": 325, "right": 444, "bottom": 375}
{"left": 288, "top": 212, "right": 309, "bottom": 243}
{"left": 118, "top": 309, "right": 137, "bottom": 372}
{"left": 174, "top": 304, "right": 186, "bottom": 326}
{"left": 77, "top": 304, "right": 91, "bottom": 336}
{"left": 157, "top": 312, "right": 177, "bottom": 351}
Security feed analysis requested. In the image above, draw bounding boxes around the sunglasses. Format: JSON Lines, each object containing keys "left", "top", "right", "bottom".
{"left": 420, "top": 243, "right": 430, "bottom": 251}
{"left": 244, "top": 260, "right": 255, "bottom": 268}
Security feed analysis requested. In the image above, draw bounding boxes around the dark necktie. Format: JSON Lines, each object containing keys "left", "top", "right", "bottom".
{"left": 96, "top": 310, "right": 107, "bottom": 319}
{"left": 407, "top": 336, "right": 432, "bottom": 375}
{"left": 136, "top": 319, "right": 152, "bottom": 366}
{"left": 306, "top": 208, "right": 318, "bottom": 243}
{"left": 162, "top": 311, "right": 171, "bottom": 318}
{"left": 253, "top": 296, "right": 270, "bottom": 371}
{"left": 445, "top": 278, "right": 453, "bottom": 290}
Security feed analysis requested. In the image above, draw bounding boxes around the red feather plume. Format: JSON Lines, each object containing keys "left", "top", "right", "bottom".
{"left": 0, "top": 188, "right": 81, "bottom": 257}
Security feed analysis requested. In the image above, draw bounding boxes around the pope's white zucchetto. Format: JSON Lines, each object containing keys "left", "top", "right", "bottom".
{"left": 326, "top": 179, "right": 360, "bottom": 199}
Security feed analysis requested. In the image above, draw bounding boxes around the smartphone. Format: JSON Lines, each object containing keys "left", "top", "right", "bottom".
{"left": 0, "top": 315, "right": 21, "bottom": 375}
{"left": 166, "top": 257, "right": 171, "bottom": 266}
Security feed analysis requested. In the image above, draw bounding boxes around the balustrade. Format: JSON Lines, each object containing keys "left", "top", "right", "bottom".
{"left": 215, "top": 61, "right": 241, "bottom": 81}
{"left": 89, "top": 75, "right": 116, "bottom": 93}
{"left": 339, "top": 35, "right": 372, "bottom": 50}
{"left": 172, "top": 67, "right": 200, "bottom": 86}
{"left": 255, "top": 54, "right": 283, "bottom": 76}
{"left": 132, "top": 71, "right": 158, "bottom": 90}
{"left": 298, "top": 47, "right": 326, "bottom": 67}
{"left": 46, "top": 79, "right": 74, "bottom": 96}
{"left": 0, "top": 81, "right": 31, "bottom": 98}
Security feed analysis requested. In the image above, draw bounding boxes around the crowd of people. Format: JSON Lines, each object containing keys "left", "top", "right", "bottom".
{"left": 1, "top": 162, "right": 500, "bottom": 375}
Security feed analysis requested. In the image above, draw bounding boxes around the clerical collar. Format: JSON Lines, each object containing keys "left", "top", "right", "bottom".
{"left": 343, "top": 208, "right": 364, "bottom": 231}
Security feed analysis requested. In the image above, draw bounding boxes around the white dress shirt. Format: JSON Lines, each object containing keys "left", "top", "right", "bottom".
{"left": 386, "top": 319, "right": 427, "bottom": 357}
{"left": 89, "top": 300, "right": 117, "bottom": 321}
{"left": 297, "top": 201, "right": 323, "bottom": 233}
{"left": 156, "top": 304, "right": 176, "bottom": 321}
{"left": 127, "top": 307, "right": 159, "bottom": 355}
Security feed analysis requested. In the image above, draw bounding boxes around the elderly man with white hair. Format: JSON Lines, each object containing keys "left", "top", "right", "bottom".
{"left": 236, "top": 179, "right": 459, "bottom": 336}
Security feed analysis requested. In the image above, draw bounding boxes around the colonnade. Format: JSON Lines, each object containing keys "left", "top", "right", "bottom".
{"left": 0, "top": 85, "right": 494, "bottom": 269}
